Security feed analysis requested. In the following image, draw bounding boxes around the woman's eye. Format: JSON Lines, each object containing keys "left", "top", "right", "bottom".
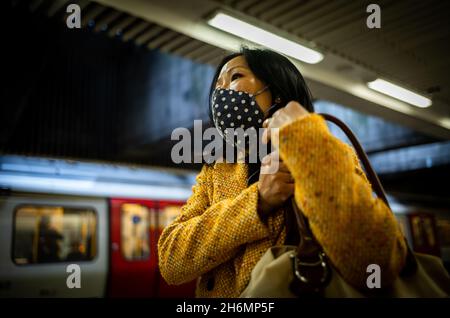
{"left": 231, "top": 73, "right": 243, "bottom": 81}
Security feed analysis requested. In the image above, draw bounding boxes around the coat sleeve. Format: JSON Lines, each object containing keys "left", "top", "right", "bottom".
{"left": 278, "top": 113, "right": 407, "bottom": 289}
{"left": 157, "top": 164, "right": 269, "bottom": 285}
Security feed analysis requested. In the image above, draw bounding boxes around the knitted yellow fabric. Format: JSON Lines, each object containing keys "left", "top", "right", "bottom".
{"left": 158, "top": 114, "right": 407, "bottom": 297}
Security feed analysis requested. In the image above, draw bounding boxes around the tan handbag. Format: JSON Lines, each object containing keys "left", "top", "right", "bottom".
{"left": 241, "top": 114, "right": 450, "bottom": 298}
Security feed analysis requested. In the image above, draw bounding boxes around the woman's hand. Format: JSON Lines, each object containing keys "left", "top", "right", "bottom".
{"left": 257, "top": 151, "right": 295, "bottom": 218}
{"left": 262, "top": 101, "right": 309, "bottom": 149}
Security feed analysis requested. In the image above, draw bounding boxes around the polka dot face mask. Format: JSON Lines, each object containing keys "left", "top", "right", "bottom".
{"left": 211, "top": 86, "right": 269, "bottom": 147}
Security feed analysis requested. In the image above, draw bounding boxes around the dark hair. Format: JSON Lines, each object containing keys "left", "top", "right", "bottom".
{"left": 207, "top": 47, "right": 315, "bottom": 184}
{"left": 208, "top": 47, "right": 314, "bottom": 124}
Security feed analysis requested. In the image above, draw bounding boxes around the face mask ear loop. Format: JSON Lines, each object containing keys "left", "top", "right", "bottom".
{"left": 254, "top": 85, "right": 269, "bottom": 96}
{"left": 264, "top": 103, "right": 279, "bottom": 120}
{"left": 253, "top": 85, "right": 273, "bottom": 120}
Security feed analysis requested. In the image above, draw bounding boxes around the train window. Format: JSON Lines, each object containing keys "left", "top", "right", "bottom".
{"left": 121, "top": 204, "right": 150, "bottom": 261}
{"left": 160, "top": 205, "right": 182, "bottom": 229}
{"left": 436, "top": 218, "right": 450, "bottom": 248}
{"left": 410, "top": 214, "right": 437, "bottom": 248}
{"left": 13, "top": 206, "right": 97, "bottom": 265}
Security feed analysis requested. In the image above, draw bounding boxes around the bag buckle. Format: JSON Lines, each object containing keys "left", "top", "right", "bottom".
{"left": 290, "top": 252, "right": 329, "bottom": 285}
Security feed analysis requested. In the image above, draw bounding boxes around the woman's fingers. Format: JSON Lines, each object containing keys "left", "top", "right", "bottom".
{"left": 277, "top": 171, "right": 295, "bottom": 183}
{"left": 262, "top": 101, "right": 310, "bottom": 146}
{"left": 278, "top": 161, "right": 291, "bottom": 173}
{"left": 262, "top": 127, "right": 269, "bottom": 145}
{"left": 261, "top": 151, "right": 292, "bottom": 175}
{"left": 262, "top": 119, "right": 271, "bottom": 144}
{"left": 261, "top": 152, "right": 294, "bottom": 182}
{"left": 279, "top": 183, "right": 295, "bottom": 200}
{"left": 258, "top": 153, "right": 295, "bottom": 216}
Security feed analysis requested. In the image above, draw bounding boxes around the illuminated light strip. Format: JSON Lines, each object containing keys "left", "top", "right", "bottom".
{"left": 367, "top": 79, "right": 432, "bottom": 108}
{"left": 207, "top": 12, "right": 323, "bottom": 64}
{"left": 0, "top": 174, "right": 193, "bottom": 200}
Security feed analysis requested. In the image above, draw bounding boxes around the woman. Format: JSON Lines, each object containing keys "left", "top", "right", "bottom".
{"left": 158, "top": 48, "right": 407, "bottom": 297}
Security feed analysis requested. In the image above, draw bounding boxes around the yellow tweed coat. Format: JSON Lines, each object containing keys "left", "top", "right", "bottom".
{"left": 158, "top": 114, "right": 407, "bottom": 297}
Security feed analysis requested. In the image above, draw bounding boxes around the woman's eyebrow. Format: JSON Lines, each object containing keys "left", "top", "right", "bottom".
{"left": 225, "top": 65, "right": 248, "bottom": 73}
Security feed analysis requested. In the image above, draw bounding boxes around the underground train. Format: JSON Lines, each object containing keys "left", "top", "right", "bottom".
{"left": 0, "top": 155, "right": 198, "bottom": 297}
{"left": 0, "top": 155, "right": 449, "bottom": 297}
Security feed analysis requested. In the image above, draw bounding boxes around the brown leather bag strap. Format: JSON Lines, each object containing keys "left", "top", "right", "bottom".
{"left": 289, "top": 198, "right": 331, "bottom": 295}
{"left": 318, "top": 113, "right": 390, "bottom": 208}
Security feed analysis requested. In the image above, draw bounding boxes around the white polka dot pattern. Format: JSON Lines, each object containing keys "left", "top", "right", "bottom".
{"left": 211, "top": 88, "right": 266, "bottom": 147}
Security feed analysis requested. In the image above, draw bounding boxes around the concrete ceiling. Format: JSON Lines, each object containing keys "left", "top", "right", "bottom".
{"left": 37, "top": 0, "right": 450, "bottom": 139}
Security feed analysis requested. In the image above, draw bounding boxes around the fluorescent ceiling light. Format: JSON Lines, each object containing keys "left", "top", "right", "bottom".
{"left": 367, "top": 79, "right": 432, "bottom": 108}
{"left": 207, "top": 12, "right": 323, "bottom": 64}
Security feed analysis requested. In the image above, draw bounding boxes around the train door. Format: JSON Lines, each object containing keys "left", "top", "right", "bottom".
{"left": 156, "top": 200, "right": 196, "bottom": 298}
{"left": 109, "top": 198, "right": 158, "bottom": 297}
{"left": 0, "top": 193, "right": 108, "bottom": 297}
{"left": 407, "top": 212, "right": 441, "bottom": 257}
